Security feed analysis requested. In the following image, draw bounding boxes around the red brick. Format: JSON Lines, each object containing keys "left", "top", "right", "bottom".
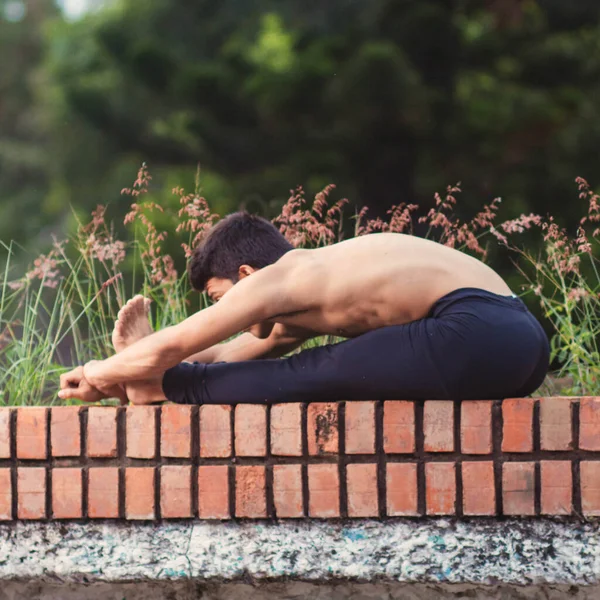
{"left": 160, "top": 465, "right": 192, "bottom": 518}
{"left": 424, "top": 401, "right": 454, "bottom": 452}
{"left": 88, "top": 407, "right": 118, "bottom": 458}
{"left": 581, "top": 461, "right": 600, "bottom": 516}
{"left": 161, "top": 405, "right": 191, "bottom": 458}
{"left": 235, "top": 405, "right": 266, "bottom": 457}
{"left": 580, "top": 398, "right": 600, "bottom": 451}
{"left": 502, "top": 399, "right": 533, "bottom": 452}
{"left": 17, "top": 467, "right": 46, "bottom": 519}
{"left": 88, "top": 468, "right": 119, "bottom": 519}
{"left": 51, "top": 407, "right": 81, "bottom": 457}
{"left": 271, "top": 403, "right": 302, "bottom": 456}
{"left": 541, "top": 461, "right": 572, "bottom": 515}
{"left": 503, "top": 462, "right": 535, "bottom": 516}
{"left": 307, "top": 403, "right": 339, "bottom": 455}
{"left": 0, "top": 408, "right": 11, "bottom": 458}
{"left": 125, "top": 468, "right": 155, "bottom": 520}
{"left": 345, "top": 401, "right": 376, "bottom": 454}
{"left": 461, "top": 402, "right": 492, "bottom": 454}
{"left": 17, "top": 408, "right": 47, "bottom": 459}
{"left": 383, "top": 401, "right": 415, "bottom": 454}
{"left": 235, "top": 465, "right": 266, "bottom": 518}
{"left": 0, "top": 468, "right": 12, "bottom": 520}
{"left": 273, "top": 464, "right": 304, "bottom": 518}
{"left": 199, "top": 405, "right": 231, "bottom": 458}
{"left": 198, "top": 465, "right": 230, "bottom": 519}
{"left": 386, "top": 463, "right": 418, "bottom": 516}
{"left": 462, "top": 462, "right": 495, "bottom": 516}
{"left": 52, "top": 468, "right": 82, "bottom": 519}
{"left": 425, "top": 462, "right": 456, "bottom": 515}
{"left": 308, "top": 463, "right": 340, "bottom": 517}
{"left": 126, "top": 406, "right": 156, "bottom": 459}
{"left": 347, "top": 463, "right": 378, "bottom": 517}
{"left": 540, "top": 397, "right": 572, "bottom": 451}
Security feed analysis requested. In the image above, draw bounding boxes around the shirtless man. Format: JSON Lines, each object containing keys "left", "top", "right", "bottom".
{"left": 58, "top": 212, "right": 549, "bottom": 405}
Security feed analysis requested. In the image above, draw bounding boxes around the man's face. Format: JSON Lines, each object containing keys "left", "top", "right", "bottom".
{"left": 205, "top": 268, "right": 272, "bottom": 338}
{"left": 205, "top": 277, "right": 235, "bottom": 304}
{"left": 205, "top": 265, "right": 257, "bottom": 304}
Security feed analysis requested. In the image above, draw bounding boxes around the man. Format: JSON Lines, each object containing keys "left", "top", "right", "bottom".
{"left": 59, "top": 212, "right": 549, "bottom": 405}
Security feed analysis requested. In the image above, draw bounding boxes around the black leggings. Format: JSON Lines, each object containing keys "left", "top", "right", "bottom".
{"left": 162, "top": 288, "right": 550, "bottom": 404}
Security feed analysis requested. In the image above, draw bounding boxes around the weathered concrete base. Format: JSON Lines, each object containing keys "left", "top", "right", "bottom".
{"left": 0, "top": 520, "right": 598, "bottom": 585}
{"left": 0, "top": 581, "right": 598, "bottom": 600}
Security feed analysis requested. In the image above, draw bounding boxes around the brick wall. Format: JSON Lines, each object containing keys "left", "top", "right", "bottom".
{"left": 0, "top": 397, "right": 599, "bottom": 521}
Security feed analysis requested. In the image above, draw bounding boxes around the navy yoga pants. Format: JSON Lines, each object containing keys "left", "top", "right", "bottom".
{"left": 162, "top": 288, "right": 550, "bottom": 404}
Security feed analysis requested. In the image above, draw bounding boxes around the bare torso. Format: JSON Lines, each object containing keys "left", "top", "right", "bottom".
{"left": 267, "top": 233, "right": 513, "bottom": 338}
{"left": 75, "top": 232, "right": 515, "bottom": 401}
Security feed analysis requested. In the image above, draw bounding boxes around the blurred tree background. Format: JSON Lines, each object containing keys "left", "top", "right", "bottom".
{"left": 1, "top": 0, "right": 600, "bottom": 267}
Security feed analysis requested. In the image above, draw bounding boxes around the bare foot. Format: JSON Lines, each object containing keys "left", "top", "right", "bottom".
{"left": 112, "top": 295, "right": 153, "bottom": 353}
{"left": 111, "top": 295, "right": 166, "bottom": 405}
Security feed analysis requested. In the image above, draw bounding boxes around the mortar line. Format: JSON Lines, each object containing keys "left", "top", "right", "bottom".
{"left": 154, "top": 406, "right": 162, "bottom": 520}
{"left": 338, "top": 401, "right": 347, "bottom": 518}
{"left": 191, "top": 405, "right": 199, "bottom": 518}
{"left": 454, "top": 400, "right": 463, "bottom": 517}
{"left": 375, "top": 400, "right": 386, "bottom": 519}
{"left": 415, "top": 399, "right": 426, "bottom": 516}
{"left": 265, "top": 404, "right": 274, "bottom": 519}
{"left": 117, "top": 406, "right": 126, "bottom": 520}
{"left": 80, "top": 407, "right": 88, "bottom": 519}
{"left": 229, "top": 405, "right": 237, "bottom": 519}
{"left": 9, "top": 409, "right": 17, "bottom": 520}
{"left": 533, "top": 400, "right": 541, "bottom": 516}
{"left": 45, "top": 408, "right": 52, "bottom": 520}
{"left": 301, "top": 402, "right": 309, "bottom": 517}
{"left": 572, "top": 400, "right": 582, "bottom": 516}
{"left": 492, "top": 400, "right": 504, "bottom": 516}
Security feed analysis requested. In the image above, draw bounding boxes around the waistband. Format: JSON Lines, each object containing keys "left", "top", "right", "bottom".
{"left": 429, "top": 287, "right": 527, "bottom": 317}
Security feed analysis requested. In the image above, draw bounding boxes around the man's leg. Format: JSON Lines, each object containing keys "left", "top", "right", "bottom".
{"left": 162, "top": 318, "right": 455, "bottom": 404}
{"left": 162, "top": 296, "right": 550, "bottom": 404}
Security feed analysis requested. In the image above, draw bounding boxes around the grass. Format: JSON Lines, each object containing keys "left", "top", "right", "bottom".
{"left": 0, "top": 165, "right": 598, "bottom": 405}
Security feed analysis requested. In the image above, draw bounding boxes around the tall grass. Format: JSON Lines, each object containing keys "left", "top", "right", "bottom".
{"left": 0, "top": 164, "right": 598, "bottom": 405}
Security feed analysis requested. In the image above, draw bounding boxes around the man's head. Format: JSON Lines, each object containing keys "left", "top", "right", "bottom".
{"left": 188, "top": 211, "right": 293, "bottom": 301}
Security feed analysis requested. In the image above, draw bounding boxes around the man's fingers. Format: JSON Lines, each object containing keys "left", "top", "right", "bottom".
{"left": 59, "top": 373, "right": 69, "bottom": 389}
{"left": 60, "top": 366, "right": 85, "bottom": 389}
{"left": 57, "top": 388, "right": 79, "bottom": 400}
{"left": 60, "top": 373, "right": 79, "bottom": 389}
{"left": 63, "top": 375, "right": 82, "bottom": 388}
{"left": 58, "top": 385, "right": 103, "bottom": 403}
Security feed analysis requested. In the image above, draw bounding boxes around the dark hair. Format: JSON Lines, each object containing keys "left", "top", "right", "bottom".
{"left": 188, "top": 211, "right": 294, "bottom": 291}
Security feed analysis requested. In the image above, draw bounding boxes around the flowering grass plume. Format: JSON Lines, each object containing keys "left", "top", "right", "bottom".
{"left": 1, "top": 164, "right": 599, "bottom": 405}
{"left": 274, "top": 185, "right": 348, "bottom": 247}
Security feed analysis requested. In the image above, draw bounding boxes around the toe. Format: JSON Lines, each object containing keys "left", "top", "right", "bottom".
{"left": 112, "top": 319, "right": 123, "bottom": 348}
{"left": 132, "top": 295, "right": 146, "bottom": 316}
{"left": 121, "top": 298, "right": 137, "bottom": 317}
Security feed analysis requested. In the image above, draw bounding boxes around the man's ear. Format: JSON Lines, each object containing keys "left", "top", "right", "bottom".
{"left": 238, "top": 265, "right": 257, "bottom": 279}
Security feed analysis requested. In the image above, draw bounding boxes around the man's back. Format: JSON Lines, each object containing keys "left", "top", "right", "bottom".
{"left": 272, "top": 233, "right": 513, "bottom": 337}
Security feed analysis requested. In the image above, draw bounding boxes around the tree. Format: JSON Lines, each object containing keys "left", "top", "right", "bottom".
{"left": 7, "top": 0, "right": 600, "bottom": 248}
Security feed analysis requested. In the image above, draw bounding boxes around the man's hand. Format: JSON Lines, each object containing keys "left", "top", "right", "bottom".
{"left": 59, "top": 366, "right": 128, "bottom": 405}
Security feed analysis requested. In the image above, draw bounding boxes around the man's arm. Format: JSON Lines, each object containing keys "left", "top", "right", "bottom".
{"left": 186, "top": 324, "right": 312, "bottom": 364}
{"left": 84, "top": 259, "right": 306, "bottom": 389}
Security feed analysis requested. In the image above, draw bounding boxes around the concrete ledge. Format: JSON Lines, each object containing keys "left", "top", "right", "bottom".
{"left": 3, "top": 581, "right": 600, "bottom": 600}
{"left": 1, "top": 519, "right": 599, "bottom": 585}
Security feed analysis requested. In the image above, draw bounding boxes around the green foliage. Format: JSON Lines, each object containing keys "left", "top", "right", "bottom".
{"left": 1, "top": 0, "right": 600, "bottom": 402}
{"left": 2, "top": 163, "right": 598, "bottom": 405}
{"left": 3, "top": 0, "right": 600, "bottom": 250}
